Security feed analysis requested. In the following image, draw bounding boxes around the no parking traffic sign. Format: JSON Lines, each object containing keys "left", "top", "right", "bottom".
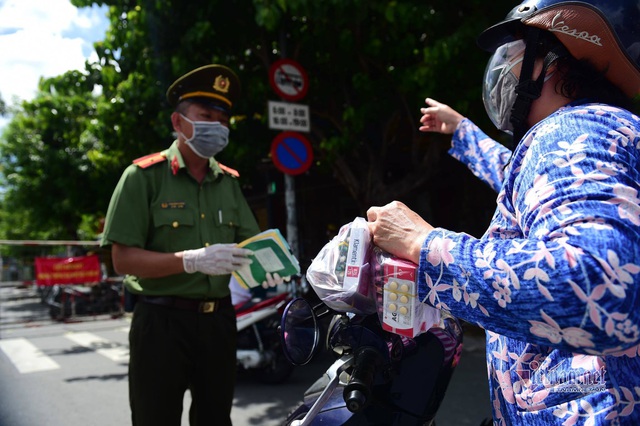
{"left": 270, "top": 131, "right": 313, "bottom": 176}
{"left": 269, "top": 59, "right": 309, "bottom": 102}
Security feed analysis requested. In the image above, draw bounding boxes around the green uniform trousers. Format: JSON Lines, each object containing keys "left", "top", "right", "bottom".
{"left": 128, "top": 298, "right": 237, "bottom": 426}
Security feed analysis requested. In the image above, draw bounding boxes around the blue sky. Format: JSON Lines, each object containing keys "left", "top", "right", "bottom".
{"left": 0, "top": 0, "right": 109, "bottom": 129}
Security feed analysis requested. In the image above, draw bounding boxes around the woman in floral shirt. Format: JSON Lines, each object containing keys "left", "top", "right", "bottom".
{"left": 367, "top": 0, "right": 640, "bottom": 424}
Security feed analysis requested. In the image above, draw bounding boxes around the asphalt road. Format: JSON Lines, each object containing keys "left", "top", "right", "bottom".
{"left": 0, "top": 284, "right": 492, "bottom": 426}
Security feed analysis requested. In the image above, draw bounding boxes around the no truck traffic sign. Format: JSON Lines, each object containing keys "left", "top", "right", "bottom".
{"left": 269, "top": 59, "right": 309, "bottom": 102}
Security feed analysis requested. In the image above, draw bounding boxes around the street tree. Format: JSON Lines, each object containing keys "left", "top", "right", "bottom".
{"left": 0, "top": 69, "right": 107, "bottom": 241}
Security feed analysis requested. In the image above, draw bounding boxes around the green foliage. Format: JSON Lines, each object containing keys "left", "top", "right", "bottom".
{"left": 2, "top": 0, "right": 514, "bottom": 245}
{"left": 0, "top": 68, "right": 109, "bottom": 241}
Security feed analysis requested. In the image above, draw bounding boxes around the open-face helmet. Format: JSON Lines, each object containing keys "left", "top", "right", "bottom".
{"left": 478, "top": 0, "right": 640, "bottom": 138}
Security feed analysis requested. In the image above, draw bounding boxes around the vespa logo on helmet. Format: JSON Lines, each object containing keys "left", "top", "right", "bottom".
{"left": 549, "top": 12, "right": 603, "bottom": 46}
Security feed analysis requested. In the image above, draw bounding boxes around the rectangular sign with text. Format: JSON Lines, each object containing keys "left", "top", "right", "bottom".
{"left": 35, "top": 255, "right": 101, "bottom": 286}
{"left": 268, "top": 100, "right": 310, "bottom": 132}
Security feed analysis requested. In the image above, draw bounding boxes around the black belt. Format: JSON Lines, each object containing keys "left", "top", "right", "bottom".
{"left": 138, "top": 295, "right": 230, "bottom": 313}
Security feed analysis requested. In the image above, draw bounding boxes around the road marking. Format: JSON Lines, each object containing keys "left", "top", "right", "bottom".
{"left": 65, "top": 331, "right": 129, "bottom": 363}
{"left": 0, "top": 338, "right": 60, "bottom": 373}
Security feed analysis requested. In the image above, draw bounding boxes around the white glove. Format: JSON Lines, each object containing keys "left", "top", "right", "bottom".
{"left": 183, "top": 244, "right": 253, "bottom": 275}
{"left": 261, "top": 272, "right": 292, "bottom": 288}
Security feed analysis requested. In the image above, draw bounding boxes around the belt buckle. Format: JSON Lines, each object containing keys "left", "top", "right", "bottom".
{"left": 201, "top": 301, "right": 216, "bottom": 313}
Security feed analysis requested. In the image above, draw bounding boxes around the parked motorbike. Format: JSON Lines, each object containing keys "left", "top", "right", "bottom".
{"left": 279, "top": 297, "right": 463, "bottom": 425}
{"left": 45, "top": 279, "right": 123, "bottom": 321}
{"left": 235, "top": 285, "right": 297, "bottom": 384}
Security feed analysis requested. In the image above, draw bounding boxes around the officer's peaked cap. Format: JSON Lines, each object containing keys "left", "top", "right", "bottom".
{"left": 166, "top": 64, "right": 241, "bottom": 110}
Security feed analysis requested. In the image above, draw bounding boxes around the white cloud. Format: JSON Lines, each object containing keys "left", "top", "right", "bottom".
{"left": 0, "top": 0, "right": 108, "bottom": 105}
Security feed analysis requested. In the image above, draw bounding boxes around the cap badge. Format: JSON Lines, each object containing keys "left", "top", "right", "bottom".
{"left": 213, "top": 75, "right": 230, "bottom": 93}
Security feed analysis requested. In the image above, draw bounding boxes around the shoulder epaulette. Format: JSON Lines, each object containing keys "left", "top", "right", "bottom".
{"left": 218, "top": 163, "right": 240, "bottom": 178}
{"left": 133, "top": 152, "right": 167, "bottom": 168}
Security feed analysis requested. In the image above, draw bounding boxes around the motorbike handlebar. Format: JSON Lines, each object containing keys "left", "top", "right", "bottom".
{"left": 343, "top": 346, "right": 380, "bottom": 413}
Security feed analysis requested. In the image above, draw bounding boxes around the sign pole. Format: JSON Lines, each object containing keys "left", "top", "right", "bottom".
{"left": 284, "top": 174, "right": 298, "bottom": 261}
{"left": 270, "top": 50, "right": 309, "bottom": 262}
{"left": 270, "top": 40, "right": 311, "bottom": 264}
{"left": 267, "top": 99, "right": 311, "bottom": 262}
{"left": 269, "top": 131, "right": 313, "bottom": 263}
{"left": 276, "top": 58, "right": 299, "bottom": 260}
{"left": 275, "top": 32, "right": 300, "bottom": 262}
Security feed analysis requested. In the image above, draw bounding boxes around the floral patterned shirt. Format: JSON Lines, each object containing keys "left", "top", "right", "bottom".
{"left": 417, "top": 103, "right": 640, "bottom": 425}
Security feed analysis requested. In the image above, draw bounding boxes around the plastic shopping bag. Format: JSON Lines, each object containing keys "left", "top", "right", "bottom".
{"left": 306, "top": 217, "right": 376, "bottom": 315}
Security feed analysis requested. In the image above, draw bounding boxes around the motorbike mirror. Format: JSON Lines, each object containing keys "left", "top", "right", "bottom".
{"left": 279, "top": 297, "right": 320, "bottom": 366}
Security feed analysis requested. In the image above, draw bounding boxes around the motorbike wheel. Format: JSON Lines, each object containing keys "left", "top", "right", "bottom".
{"left": 253, "top": 320, "right": 295, "bottom": 384}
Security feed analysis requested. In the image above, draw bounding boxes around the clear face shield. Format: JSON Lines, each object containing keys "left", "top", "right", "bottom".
{"left": 482, "top": 40, "right": 526, "bottom": 134}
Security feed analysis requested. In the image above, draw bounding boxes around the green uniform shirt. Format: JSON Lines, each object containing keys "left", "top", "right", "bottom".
{"left": 101, "top": 141, "right": 260, "bottom": 298}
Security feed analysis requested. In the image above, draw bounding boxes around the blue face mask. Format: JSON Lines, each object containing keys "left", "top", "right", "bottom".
{"left": 179, "top": 114, "right": 229, "bottom": 158}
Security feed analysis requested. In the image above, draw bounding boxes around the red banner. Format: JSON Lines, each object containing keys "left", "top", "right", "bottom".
{"left": 34, "top": 255, "right": 101, "bottom": 286}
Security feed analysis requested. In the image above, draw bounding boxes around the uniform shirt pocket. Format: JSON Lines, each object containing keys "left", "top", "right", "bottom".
{"left": 151, "top": 207, "right": 197, "bottom": 251}
{"left": 214, "top": 206, "right": 239, "bottom": 242}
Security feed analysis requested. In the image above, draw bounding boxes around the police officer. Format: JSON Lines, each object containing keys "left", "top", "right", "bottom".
{"left": 101, "top": 64, "right": 279, "bottom": 426}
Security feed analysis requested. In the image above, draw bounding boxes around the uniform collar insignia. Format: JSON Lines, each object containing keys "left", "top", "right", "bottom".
{"left": 171, "top": 155, "right": 180, "bottom": 175}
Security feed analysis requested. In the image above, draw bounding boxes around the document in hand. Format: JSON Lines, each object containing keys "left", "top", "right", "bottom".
{"left": 232, "top": 229, "right": 301, "bottom": 289}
